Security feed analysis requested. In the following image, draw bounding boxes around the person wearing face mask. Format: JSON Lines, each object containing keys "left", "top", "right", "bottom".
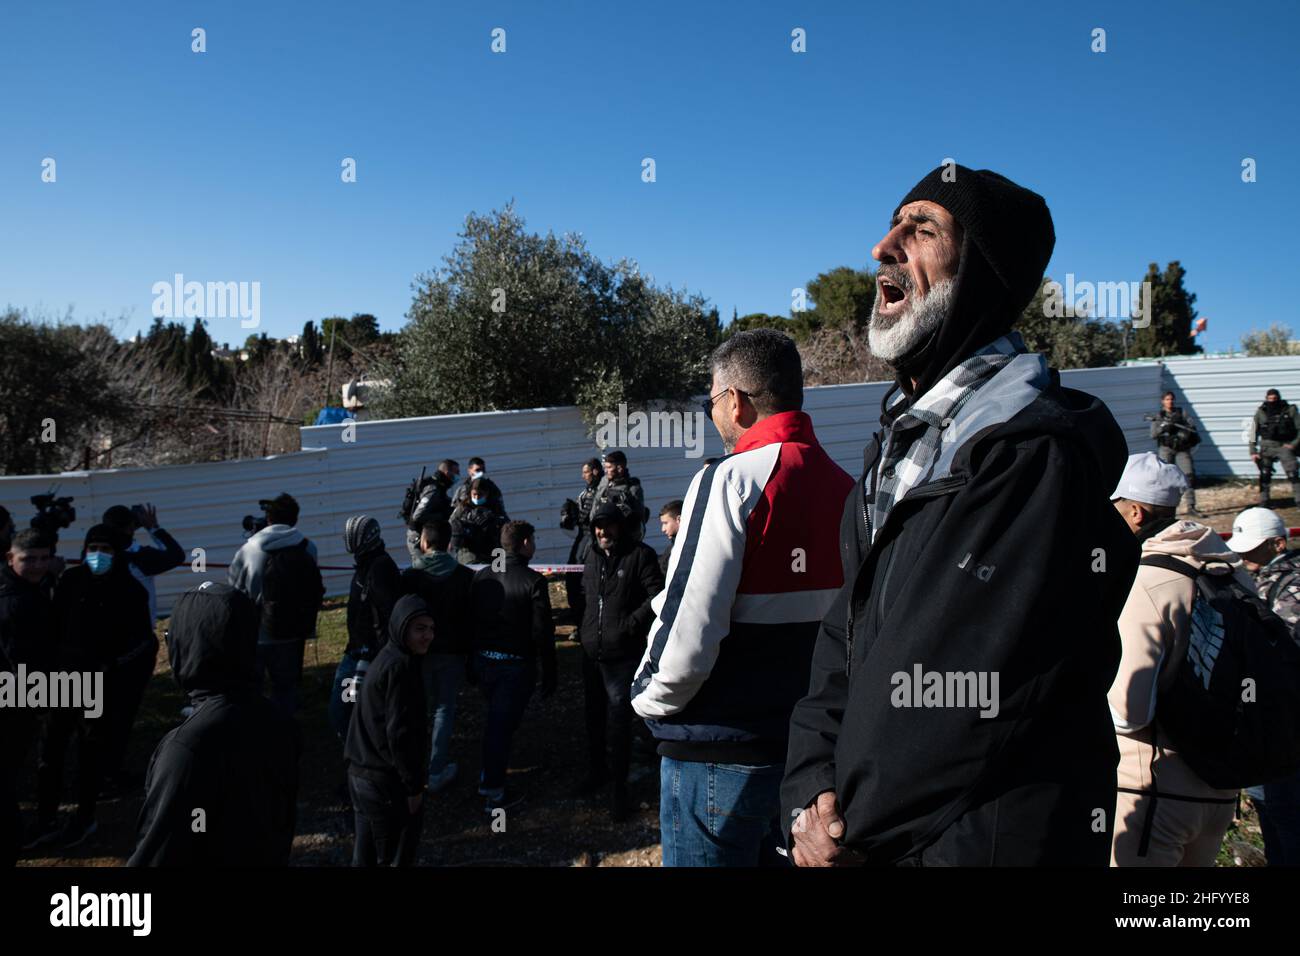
{"left": 452, "top": 457, "right": 508, "bottom": 519}
{"left": 450, "top": 478, "right": 507, "bottom": 566}
{"left": 31, "top": 524, "right": 152, "bottom": 850}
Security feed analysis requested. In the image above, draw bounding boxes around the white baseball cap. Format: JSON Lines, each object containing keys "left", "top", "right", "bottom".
{"left": 1110, "top": 452, "right": 1188, "bottom": 508}
{"left": 1227, "top": 507, "right": 1290, "bottom": 554}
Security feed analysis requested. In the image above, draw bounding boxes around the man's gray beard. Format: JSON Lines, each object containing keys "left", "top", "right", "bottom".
{"left": 868, "top": 277, "right": 956, "bottom": 362}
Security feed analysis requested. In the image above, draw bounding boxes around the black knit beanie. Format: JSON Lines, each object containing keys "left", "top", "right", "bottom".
{"left": 894, "top": 165, "right": 1055, "bottom": 313}
{"left": 886, "top": 164, "right": 1056, "bottom": 401}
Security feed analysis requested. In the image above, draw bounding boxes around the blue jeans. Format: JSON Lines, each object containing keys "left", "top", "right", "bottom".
{"left": 1254, "top": 770, "right": 1300, "bottom": 865}
{"left": 422, "top": 653, "right": 464, "bottom": 776}
{"left": 329, "top": 653, "right": 360, "bottom": 743}
{"left": 473, "top": 656, "right": 534, "bottom": 792}
{"left": 659, "top": 756, "right": 788, "bottom": 867}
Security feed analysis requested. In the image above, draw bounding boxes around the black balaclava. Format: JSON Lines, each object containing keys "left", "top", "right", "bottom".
{"left": 884, "top": 165, "right": 1056, "bottom": 404}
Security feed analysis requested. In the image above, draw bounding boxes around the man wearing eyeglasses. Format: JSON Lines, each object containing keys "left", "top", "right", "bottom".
{"left": 631, "top": 328, "right": 853, "bottom": 866}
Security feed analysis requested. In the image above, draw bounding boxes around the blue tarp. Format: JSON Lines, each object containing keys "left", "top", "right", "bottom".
{"left": 313, "top": 407, "right": 355, "bottom": 426}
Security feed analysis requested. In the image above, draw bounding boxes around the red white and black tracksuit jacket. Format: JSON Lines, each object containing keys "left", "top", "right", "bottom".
{"left": 631, "top": 410, "right": 853, "bottom": 764}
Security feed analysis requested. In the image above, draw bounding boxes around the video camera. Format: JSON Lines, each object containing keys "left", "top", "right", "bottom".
{"left": 241, "top": 499, "right": 274, "bottom": 537}
{"left": 31, "top": 492, "right": 76, "bottom": 541}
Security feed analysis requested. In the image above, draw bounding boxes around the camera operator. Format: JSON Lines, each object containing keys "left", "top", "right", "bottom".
{"left": 101, "top": 504, "right": 185, "bottom": 630}
{"left": 28, "top": 493, "right": 77, "bottom": 580}
{"left": 229, "top": 493, "right": 325, "bottom": 717}
{"left": 1148, "top": 391, "right": 1200, "bottom": 515}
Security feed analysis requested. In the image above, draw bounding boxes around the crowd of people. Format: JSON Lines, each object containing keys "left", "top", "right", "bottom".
{"left": 4, "top": 164, "right": 1300, "bottom": 869}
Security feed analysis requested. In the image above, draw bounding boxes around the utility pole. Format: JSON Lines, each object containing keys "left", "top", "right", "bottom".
{"left": 323, "top": 321, "right": 338, "bottom": 413}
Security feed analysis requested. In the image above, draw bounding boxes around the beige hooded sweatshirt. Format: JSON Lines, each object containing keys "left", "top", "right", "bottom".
{"left": 1108, "top": 520, "right": 1253, "bottom": 800}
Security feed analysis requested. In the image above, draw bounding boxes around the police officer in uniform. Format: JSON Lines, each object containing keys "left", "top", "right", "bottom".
{"left": 590, "top": 450, "right": 648, "bottom": 542}
{"left": 560, "top": 458, "right": 602, "bottom": 625}
{"left": 1251, "top": 389, "right": 1300, "bottom": 504}
{"left": 1150, "top": 390, "right": 1200, "bottom": 515}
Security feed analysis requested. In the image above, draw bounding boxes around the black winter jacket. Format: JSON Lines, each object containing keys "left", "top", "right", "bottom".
{"left": 470, "top": 554, "right": 556, "bottom": 682}
{"left": 52, "top": 558, "right": 153, "bottom": 671}
{"left": 345, "top": 547, "right": 401, "bottom": 659}
{"left": 129, "top": 583, "right": 301, "bottom": 866}
{"left": 451, "top": 504, "right": 506, "bottom": 564}
{"left": 782, "top": 360, "right": 1139, "bottom": 866}
{"left": 345, "top": 594, "right": 430, "bottom": 796}
{"left": 580, "top": 539, "right": 664, "bottom": 662}
{"left": 401, "top": 553, "right": 474, "bottom": 655}
{"left": 0, "top": 565, "right": 54, "bottom": 673}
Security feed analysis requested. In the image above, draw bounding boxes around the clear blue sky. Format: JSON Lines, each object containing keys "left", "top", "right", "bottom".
{"left": 2, "top": 0, "right": 1296, "bottom": 355}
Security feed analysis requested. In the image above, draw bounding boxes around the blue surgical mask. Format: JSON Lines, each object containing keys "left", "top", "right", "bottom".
{"left": 472, "top": 496, "right": 487, "bottom": 507}
{"left": 85, "top": 551, "right": 113, "bottom": 575}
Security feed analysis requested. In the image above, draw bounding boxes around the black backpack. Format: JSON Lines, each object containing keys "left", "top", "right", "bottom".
{"left": 1141, "top": 555, "right": 1300, "bottom": 789}
{"left": 261, "top": 540, "right": 325, "bottom": 641}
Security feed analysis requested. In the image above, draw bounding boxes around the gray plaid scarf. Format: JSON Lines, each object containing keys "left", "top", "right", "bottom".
{"left": 868, "top": 332, "right": 1027, "bottom": 543}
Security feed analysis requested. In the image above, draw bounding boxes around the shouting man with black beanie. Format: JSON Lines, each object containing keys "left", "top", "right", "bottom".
{"left": 782, "top": 165, "right": 1139, "bottom": 866}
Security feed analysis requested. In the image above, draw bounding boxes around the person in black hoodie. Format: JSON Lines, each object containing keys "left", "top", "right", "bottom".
{"left": 331, "top": 515, "right": 401, "bottom": 743}
{"left": 401, "top": 517, "right": 474, "bottom": 793}
{"left": 128, "top": 582, "right": 301, "bottom": 865}
{"left": 1, "top": 528, "right": 55, "bottom": 865}
{"left": 344, "top": 593, "right": 434, "bottom": 866}
{"left": 782, "top": 165, "right": 1138, "bottom": 867}
{"left": 469, "top": 520, "right": 556, "bottom": 813}
{"left": 577, "top": 504, "right": 663, "bottom": 820}
{"left": 33, "top": 524, "right": 153, "bottom": 849}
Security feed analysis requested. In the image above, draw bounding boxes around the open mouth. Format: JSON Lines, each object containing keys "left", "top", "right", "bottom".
{"left": 878, "top": 277, "right": 908, "bottom": 307}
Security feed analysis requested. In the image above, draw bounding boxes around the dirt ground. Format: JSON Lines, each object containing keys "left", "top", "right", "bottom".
{"left": 15, "top": 481, "right": 1293, "bottom": 868}
{"left": 16, "top": 584, "right": 664, "bottom": 868}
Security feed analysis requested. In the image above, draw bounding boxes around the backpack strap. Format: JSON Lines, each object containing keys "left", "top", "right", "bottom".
{"left": 1266, "top": 569, "right": 1298, "bottom": 610}
{"left": 1139, "top": 554, "right": 1200, "bottom": 579}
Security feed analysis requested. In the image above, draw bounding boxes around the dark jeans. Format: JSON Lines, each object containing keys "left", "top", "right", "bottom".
{"left": 101, "top": 640, "right": 158, "bottom": 778}
{"left": 329, "top": 653, "right": 360, "bottom": 743}
{"left": 659, "top": 756, "right": 788, "bottom": 867}
{"left": 37, "top": 709, "right": 105, "bottom": 828}
{"left": 349, "top": 773, "right": 423, "bottom": 866}
{"left": 421, "top": 653, "right": 464, "bottom": 776}
{"left": 257, "top": 640, "right": 306, "bottom": 717}
{"left": 583, "top": 654, "right": 638, "bottom": 785}
{"left": 1, "top": 712, "right": 37, "bottom": 865}
{"left": 473, "top": 656, "right": 534, "bottom": 792}
{"left": 1256, "top": 770, "right": 1300, "bottom": 865}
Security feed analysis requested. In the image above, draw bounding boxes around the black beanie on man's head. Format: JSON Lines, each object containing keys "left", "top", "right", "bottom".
{"left": 895, "top": 166, "right": 1055, "bottom": 314}
{"left": 886, "top": 164, "right": 1056, "bottom": 402}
